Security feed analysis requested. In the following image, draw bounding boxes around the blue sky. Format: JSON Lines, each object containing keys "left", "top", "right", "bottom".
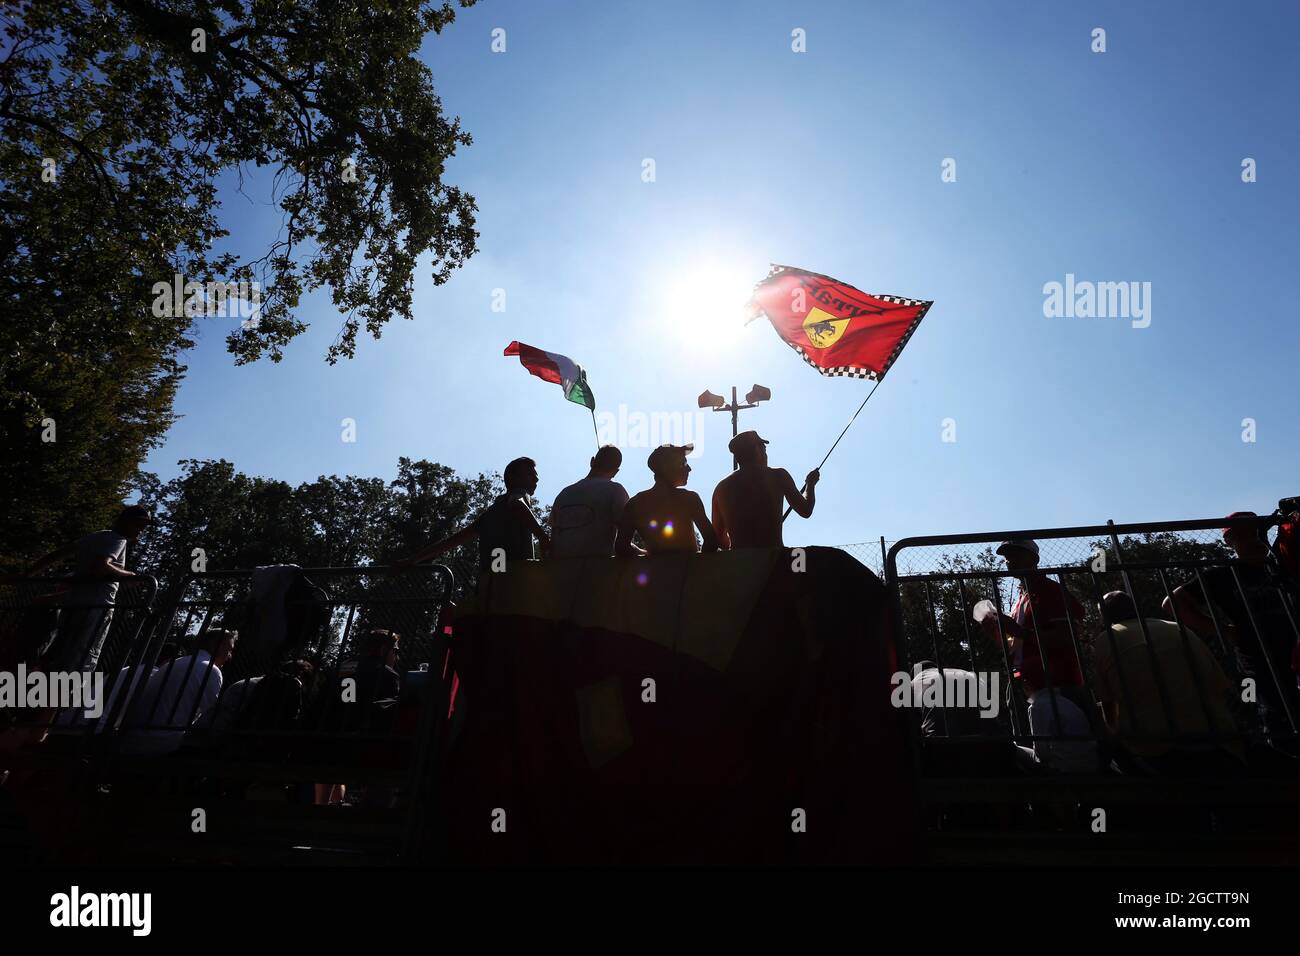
{"left": 145, "top": 0, "right": 1300, "bottom": 548}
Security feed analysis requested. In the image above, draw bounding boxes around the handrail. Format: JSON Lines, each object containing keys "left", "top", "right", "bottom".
{"left": 885, "top": 514, "right": 1279, "bottom": 580}
{"left": 0, "top": 572, "right": 160, "bottom": 610}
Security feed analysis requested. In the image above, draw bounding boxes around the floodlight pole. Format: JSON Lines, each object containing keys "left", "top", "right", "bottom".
{"left": 706, "top": 385, "right": 762, "bottom": 469}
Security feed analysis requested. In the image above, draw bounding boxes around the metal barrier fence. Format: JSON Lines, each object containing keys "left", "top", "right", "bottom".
{"left": 102, "top": 565, "right": 456, "bottom": 751}
{"left": 6, "top": 522, "right": 1299, "bottom": 861}
{"left": 1, "top": 565, "right": 458, "bottom": 860}
{"left": 836, "top": 540, "right": 888, "bottom": 579}
{"left": 884, "top": 516, "right": 1300, "bottom": 777}
{"left": 0, "top": 574, "right": 160, "bottom": 735}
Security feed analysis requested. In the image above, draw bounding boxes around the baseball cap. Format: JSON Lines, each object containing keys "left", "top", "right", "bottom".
{"left": 728, "top": 430, "right": 769, "bottom": 457}
{"left": 1222, "top": 511, "right": 1259, "bottom": 535}
{"left": 646, "top": 443, "right": 693, "bottom": 474}
{"left": 117, "top": 504, "right": 156, "bottom": 525}
{"left": 995, "top": 538, "right": 1039, "bottom": 559}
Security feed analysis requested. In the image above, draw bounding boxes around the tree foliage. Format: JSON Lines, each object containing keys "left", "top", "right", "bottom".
{"left": 130, "top": 456, "right": 502, "bottom": 602}
{"left": 0, "top": 0, "right": 480, "bottom": 567}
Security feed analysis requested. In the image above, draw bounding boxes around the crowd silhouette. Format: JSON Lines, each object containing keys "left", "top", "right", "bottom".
{"left": 6, "top": 439, "right": 1300, "bottom": 824}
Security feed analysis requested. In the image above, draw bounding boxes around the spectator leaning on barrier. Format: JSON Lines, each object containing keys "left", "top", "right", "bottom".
{"left": 978, "top": 540, "right": 1087, "bottom": 694}
{"left": 710, "top": 430, "right": 818, "bottom": 550}
{"left": 26, "top": 504, "right": 154, "bottom": 673}
{"left": 1094, "top": 590, "right": 1244, "bottom": 774}
{"left": 550, "top": 445, "right": 633, "bottom": 558}
{"left": 617, "top": 444, "right": 719, "bottom": 556}
{"left": 977, "top": 539, "right": 1098, "bottom": 773}
{"left": 1171, "top": 512, "right": 1300, "bottom": 741}
{"left": 399, "top": 457, "right": 549, "bottom": 575}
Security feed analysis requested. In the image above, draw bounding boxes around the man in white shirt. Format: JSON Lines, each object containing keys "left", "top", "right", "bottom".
{"left": 550, "top": 446, "right": 635, "bottom": 558}
{"left": 53, "top": 642, "right": 179, "bottom": 733}
{"left": 120, "top": 629, "right": 238, "bottom": 756}
{"left": 26, "top": 504, "right": 153, "bottom": 672}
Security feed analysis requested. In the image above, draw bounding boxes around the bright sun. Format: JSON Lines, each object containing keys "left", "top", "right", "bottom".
{"left": 656, "top": 258, "right": 758, "bottom": 358}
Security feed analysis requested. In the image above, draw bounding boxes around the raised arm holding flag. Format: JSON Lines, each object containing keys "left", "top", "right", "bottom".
{"left": 744, "top": 264, "right": 933, "bottom": 521}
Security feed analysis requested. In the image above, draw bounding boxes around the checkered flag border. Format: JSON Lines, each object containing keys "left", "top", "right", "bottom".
{"left": 750, "top": 264, "right": 933, "bottom": 380}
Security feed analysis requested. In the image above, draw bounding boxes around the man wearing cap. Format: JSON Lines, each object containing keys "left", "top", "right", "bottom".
{"left": 616, "top": 444, "right": 719, "bottom": 556}
{"left": 977, "top": 539, "right": 1087, "bottom": 691}
{"left": 26, "top": 504, "right": 154, "bottom": 673}
{"left": 976, "top": 538, "right": 1097, "bottom": 771}
{"left": 1170, "top": 511, "right": 1300, "bottom": 739}
{"left": 711, "top": 430, "right": 819, "bottom": 550}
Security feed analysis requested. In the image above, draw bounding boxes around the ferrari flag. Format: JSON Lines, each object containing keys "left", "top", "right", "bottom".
{"left": 746, "top": 264, "right": 932, "bottom": 380}
{"left": 504, "top": 341, "right": 596, "bottom": 411}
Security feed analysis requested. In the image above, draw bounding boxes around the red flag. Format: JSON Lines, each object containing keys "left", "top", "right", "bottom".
{"left": 746, "top": 264, "right": 932, "bottom": 380}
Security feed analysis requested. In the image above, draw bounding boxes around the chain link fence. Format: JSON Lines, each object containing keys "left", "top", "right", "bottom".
{"left": 833, "top": 541, "right": 889, "bottom": 579}
{"left": 835, "top": 527, "right": 1262, "bottom": 579}
{"left": 881, "top": 517, "right": 1299, "bottom": 757}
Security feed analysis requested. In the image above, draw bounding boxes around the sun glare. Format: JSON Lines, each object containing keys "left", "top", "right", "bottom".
{"left": 656, "top": 259, "right": 757, "bottom": 358}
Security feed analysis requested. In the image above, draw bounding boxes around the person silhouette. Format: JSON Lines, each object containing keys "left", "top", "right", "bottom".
{"left": 711, "top": 431, "right": 818, "bottom": 549}
{"left": 27, "top": 503, "right": 154, "bottom": 673}
{"left": 616, "top": 444, "right": 718, "bottom": 556}
{"left": 550, "top": 445, "right": 634, "bottom": 558}
{"left": 398, "top": 457, "right": 549, "bottom": 573}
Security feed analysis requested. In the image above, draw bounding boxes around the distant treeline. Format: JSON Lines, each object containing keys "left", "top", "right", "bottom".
{"left": 20, "top": 458, "right": 524, "bottom": 602}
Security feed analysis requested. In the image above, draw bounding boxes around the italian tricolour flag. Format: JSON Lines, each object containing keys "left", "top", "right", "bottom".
{"left": 504, "top": 341, "right": 596, "bottom": 411}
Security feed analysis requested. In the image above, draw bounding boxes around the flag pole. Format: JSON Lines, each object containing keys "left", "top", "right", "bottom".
{"left": 591, "top": 407, "right": 601, "bottom": 449}
{"left": 783, "top": 378, "right": 882, "bottom": 522}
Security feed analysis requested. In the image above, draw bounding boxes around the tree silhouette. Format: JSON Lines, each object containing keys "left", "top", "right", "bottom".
{"left": 1, "top": 0, "right": 480, "bottom": 566}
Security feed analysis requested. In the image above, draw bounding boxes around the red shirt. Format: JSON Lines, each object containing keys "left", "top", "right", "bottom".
{"left": 1011, "top": 575, "right": 1085, "bottom": 693}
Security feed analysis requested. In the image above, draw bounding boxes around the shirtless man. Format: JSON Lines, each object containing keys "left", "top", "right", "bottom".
{"left": 711, "top": 431, "right": 818, "bottom": 549}
{"left": 616, "top": 444, "right": 719, "bottom": 556}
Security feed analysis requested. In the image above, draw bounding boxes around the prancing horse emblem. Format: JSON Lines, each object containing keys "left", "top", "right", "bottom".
{"left": 801, "top": 307, "right": 849, "bottom": 349}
